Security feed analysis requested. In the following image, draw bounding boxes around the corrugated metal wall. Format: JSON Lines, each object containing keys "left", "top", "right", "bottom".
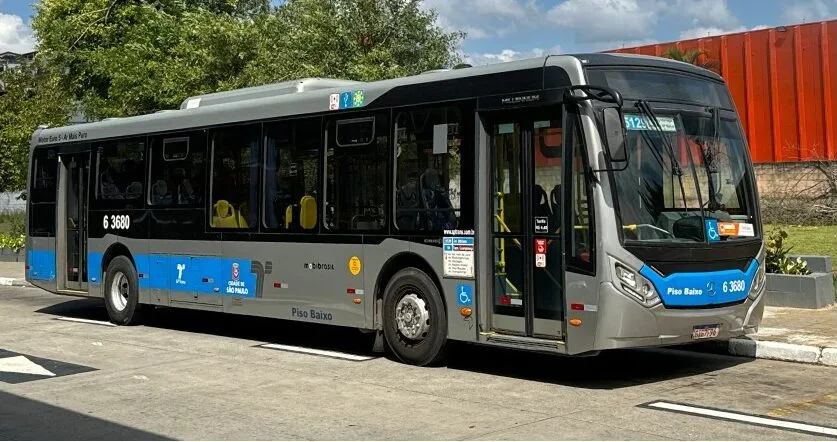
{"left": 608, "top": 20, "right": 837, "bottom": 163}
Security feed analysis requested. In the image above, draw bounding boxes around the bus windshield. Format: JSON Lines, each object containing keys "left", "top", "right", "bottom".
{"left": 613, "top": 110, "right": 758, "bottom": 243}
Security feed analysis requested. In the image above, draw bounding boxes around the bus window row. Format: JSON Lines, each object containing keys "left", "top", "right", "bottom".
{"left": 82, "top": 104, "right": 474, "bottom": 234}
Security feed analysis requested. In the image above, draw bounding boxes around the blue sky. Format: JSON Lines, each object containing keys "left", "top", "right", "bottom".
{"left": 2, "top": 0, "right": 837, "bottom": 64}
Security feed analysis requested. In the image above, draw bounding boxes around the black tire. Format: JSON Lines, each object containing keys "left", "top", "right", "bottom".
{"left": 103, "top": 255, "right": 144, "bottom": 325}
{"left": 382, "top": 267, "right": 448, "bottom": 366}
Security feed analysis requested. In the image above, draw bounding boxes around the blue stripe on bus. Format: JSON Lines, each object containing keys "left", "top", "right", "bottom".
{"left": 89, "top": 252, "right": 257, "bottom": 298}
{"left": 640, "top": 259, "right": 759, "bottom": 307}
{"left": 27, "top": 249, "right": 56, "bottom": 281}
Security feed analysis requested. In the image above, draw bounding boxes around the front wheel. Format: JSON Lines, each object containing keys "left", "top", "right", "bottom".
{"left": 382, "top": 267, "right": 448, "bottom": 366}
{"left": 103, "top": 256, "right": 144, "bottom": 325}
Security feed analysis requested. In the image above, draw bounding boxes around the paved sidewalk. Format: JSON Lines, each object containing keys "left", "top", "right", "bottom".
{"left": 725, "top": 304, "right": 837, "bottom": 367}
{"left": 0, "top": 261, "right": 834, "bottom": 366}
{"left": 0, "top": 262, "right": 27, "bottom": 287}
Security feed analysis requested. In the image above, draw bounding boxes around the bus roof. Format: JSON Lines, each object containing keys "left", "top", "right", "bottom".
{"left": 31, "top": 53, "right": 723, "bottom": 148}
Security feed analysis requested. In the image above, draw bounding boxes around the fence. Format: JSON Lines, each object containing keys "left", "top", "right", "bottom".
{"left": 0, "top": 192, "right": 25, "bottom": 214}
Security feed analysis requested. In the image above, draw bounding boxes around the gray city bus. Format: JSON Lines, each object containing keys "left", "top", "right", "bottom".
{"left": 26, "top": 53, "right": 766, "bottom": 366}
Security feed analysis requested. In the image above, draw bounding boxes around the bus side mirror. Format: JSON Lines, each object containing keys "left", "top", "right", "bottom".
{"left": 602, "top": 107, "right": 628, "bottom": 164}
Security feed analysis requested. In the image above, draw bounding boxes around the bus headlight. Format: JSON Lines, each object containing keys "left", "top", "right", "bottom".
{"left": 615, "top": 262, "right": 660, "bottom": 307}
{"left": 748, "top": 261, "right": 765, "bottom": 300}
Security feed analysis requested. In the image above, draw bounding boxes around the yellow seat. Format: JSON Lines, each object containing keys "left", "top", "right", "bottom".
{"left": 300, "top": 195, "right": 317, "bottom": 230}
{"left": 285, "top": 205, "right": 293, "bottom": 229}
{"left": 212, "top": 200, "right": 238, "bottom": 228}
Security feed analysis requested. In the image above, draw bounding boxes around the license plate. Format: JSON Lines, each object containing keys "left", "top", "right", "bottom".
{"left": 692, "top": 324, "right": 720, "bottom": 339}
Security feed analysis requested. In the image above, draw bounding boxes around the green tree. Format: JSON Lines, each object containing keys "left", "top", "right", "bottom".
{"left": 32, "top": 0, "right": 268, "bottom": 119}
{"left": 31, "top": 0, "right": 463, "bottom": 119}
{"left": 661, "top": 47, "right": 720, "bottom": 72}
{"left": 0, "top": 59, "right": 72, "bottom": 192}
{"left": 240, "top": 0, "right": 464, "bottom": 85}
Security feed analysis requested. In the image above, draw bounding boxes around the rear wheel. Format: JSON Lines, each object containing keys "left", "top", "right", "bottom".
{"left": 103, "top": 256, "right": 144, "bottom": 325}
{"left": 382, "top": 267, "right": 448, "bottom": 366}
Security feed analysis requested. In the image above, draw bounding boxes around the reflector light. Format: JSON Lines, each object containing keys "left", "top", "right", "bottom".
{"left": 570, "top": 303, "right": 584, "bottom": 311}
{"left": 569, "top": 318, "right": 582, "bottom": 327}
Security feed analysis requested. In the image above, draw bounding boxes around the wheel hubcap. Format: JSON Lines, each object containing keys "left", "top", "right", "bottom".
{"left": 110, "top": 271, "right": 129, "bottom": 312}
{"left": 395, "top": 293, "right": 430, "bottom": 340}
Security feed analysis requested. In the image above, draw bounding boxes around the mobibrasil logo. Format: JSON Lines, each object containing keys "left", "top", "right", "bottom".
{"left": 304, "top": 261, "right": 335, "bottom": 271}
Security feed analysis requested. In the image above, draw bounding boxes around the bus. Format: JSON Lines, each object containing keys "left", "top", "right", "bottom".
{"left": 25, "top": 53, "right": 766, "bottom": 366}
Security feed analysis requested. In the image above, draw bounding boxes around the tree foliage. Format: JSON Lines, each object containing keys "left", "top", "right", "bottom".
{"left": 0, "top": 60, "right": 72, "bottom": 192}
{"left": 661, "top": 47, "right": 720, "bottom": 72}
{"left": 240, "top": 0, "right": 464, "bottom": 85}
{"left": 31, "top": 0, "right": 463, "bottom": 119}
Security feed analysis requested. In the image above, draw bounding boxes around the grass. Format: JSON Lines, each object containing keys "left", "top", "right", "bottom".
{"left": 764, "top": 224, "right": 837, "bottom": 272}
{"left": 0, "top": 213, "right": 24, "bottom": 235}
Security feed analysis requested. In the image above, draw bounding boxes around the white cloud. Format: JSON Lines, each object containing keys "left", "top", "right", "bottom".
{"left": 670, "top": 0, "right": 740, "bottom": 29}
{"left": 423, "top": 0, "right": 541, "bottom": 40}
{"left": 464, "top": 46, "right": 563, "bottom": 66}
{"left": 547, "top": 0, "right": 660, "bottom": 43}
{"left": 782, "top": 0, "right": 837, "bottom": 23}
{"left": 679, "top": 26, "right": 744, "bottom": 40}
{"left": 0, "top": 13, "right": 35, "bottom": 53}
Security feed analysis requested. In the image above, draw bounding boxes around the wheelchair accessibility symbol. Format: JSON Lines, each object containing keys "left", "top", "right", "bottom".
{"left": 456, "top": 284, "right": 473, "bottom": 307}
{"left": 705, "top": 219, "right": 720, "bottom": 242}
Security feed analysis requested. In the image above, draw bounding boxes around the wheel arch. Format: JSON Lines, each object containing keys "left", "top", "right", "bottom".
{"left": 101, "top": 242, "right": 135, "bottom": 277}
{"left": 373, "top": 252, "right": 446, "bottom": 329}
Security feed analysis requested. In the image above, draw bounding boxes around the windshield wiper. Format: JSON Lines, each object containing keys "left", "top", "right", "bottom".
{"left": 700, "top": 106, "right": 721, "bottom": 211}
{"left": 635, "top": 100, "right": 691, "bottom": 213}
{"left": 636, "top": 100, "right": 682, "bottom": 176}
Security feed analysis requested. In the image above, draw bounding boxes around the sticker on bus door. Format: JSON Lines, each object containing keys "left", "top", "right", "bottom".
{"left": 535, "top": 238, "right": 546, "bottom": 268}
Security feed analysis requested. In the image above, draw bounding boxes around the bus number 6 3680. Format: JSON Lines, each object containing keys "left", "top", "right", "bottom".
{"left": 103, "top": 215, "right": 130, "bottom": 230}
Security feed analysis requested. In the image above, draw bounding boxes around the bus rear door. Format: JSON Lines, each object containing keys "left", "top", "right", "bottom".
{"left": 56, "top": 151, "right": 91, "bottom": 292}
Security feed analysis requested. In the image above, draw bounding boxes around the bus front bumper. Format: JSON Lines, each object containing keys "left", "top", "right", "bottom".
{"left": 593, "top": 282, "right": 765, "bottom": 350}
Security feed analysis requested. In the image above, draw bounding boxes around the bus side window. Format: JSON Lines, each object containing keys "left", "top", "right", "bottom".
{"left": 568, "top": 120, "right": 594, "bottom": 270}
{"left": 263, "top": 118, "right": 321, "bottom": 231}
{"left": 95, "top": 138, "right": 146, "bottom": 202}
{"left": 148, "top": 133, "right": 205, "bottom": 207}
{"left": 394, "top": 104, "right": 473, "bottom": 233}
{"left": 209, "top": 124, "right": 260, "bottom": 229}
{"left": 324, "top": 114, "right": 389, "bottom": 232}
{"left": 29, "top": 148, "right": 58, "bottom": 237}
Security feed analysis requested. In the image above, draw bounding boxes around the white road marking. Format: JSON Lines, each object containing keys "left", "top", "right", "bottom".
{"left": 258, "top": 343, "right": 375, "bottom": 361}
{"left": 646, "top": 401, "right": 837, "bottom": 437}
{"left": 0, "top": 277, "right": 15, "bottom": 286}
{"left": 54, "top": 317, "right": 116, "bottom": 327}
{"left": 0, "top": 356, "right": 56, "bottom": 377}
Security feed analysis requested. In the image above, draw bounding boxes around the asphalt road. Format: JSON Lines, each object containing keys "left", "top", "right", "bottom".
{"left": 1, "top": 285, "right": 836, "bottom": 440}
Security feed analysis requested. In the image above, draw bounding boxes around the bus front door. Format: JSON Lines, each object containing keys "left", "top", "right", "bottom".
{"left": 487, "top": 109, "right": 565, "bottom": 339}
{"left": 57, "top": 153, "right": 90, "bottom": 292}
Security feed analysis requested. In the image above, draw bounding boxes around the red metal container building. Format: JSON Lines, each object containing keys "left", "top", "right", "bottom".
{"left": 607, "top": 19, "right": 837, "bottom": 164}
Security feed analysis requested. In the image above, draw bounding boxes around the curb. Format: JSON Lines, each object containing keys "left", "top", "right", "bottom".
{"left": 0, "top": 277, "right": 31, "bottom": 287}
{"left": 726, "top": 338, "right": 837, "bottom": 367}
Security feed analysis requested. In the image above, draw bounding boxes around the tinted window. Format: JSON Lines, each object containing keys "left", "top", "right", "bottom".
{"left": 30, "top": 148, "right": 57, "bottom": 203}
{"left": 264, "top": 118, "right": 321, "bottom": 231}
{"left": 149, "top": 133, "right": 206, "bottom": 206}
{"left": 96, "top": 138, "right": 146, "bottom": 201}
{"left": 568, "top": 119, "right": 594, "bottom": 272}
{"left": 586, "top": 68, "right": 734, "bottom": 109}
{"left": 394, "top": 105, "right": 473, "bottom": 232}
{"left": 29, "top": 148, "right": 58, "bottom": 237}
{"left": 336, "top": 118, "right": 375, "bottom": 146}
{"left": 325, "top": 113, "right": 388, "bottom": 231}
{"left": 210, "top": 124, "right": 260, "bottom": 229}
